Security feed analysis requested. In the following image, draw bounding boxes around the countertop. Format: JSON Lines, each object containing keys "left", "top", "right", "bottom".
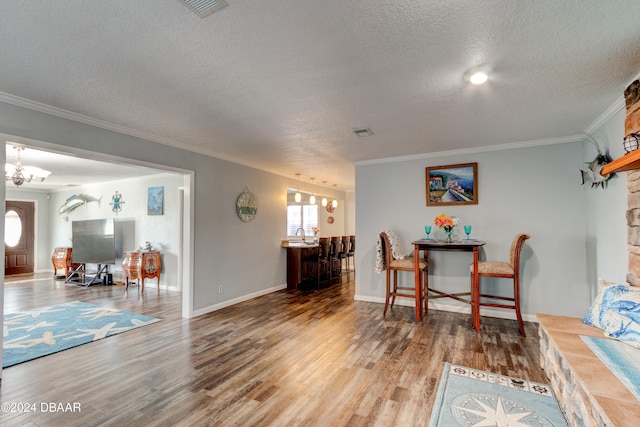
{"left": 281, "top": 240, "right": 319, "bottom": 248}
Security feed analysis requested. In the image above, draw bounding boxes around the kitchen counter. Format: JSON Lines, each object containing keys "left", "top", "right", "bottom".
{"left": 282, "top": 241, "right": 319, "bottom": 288}
{"left": 281, "top": 240, "right": 319, "bottom": 248}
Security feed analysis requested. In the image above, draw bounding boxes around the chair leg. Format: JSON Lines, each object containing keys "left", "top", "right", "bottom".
{"left": 472, "top": 273, "right": 479, "bottom": 330}
{"left": 423, "top": 270, "right": 428, "bottom": 314}
{"left": 384, "top": 269, "right": 391, "bottom": 316}
{"left": 390, "top": 270, "right": 398, "bottom": 308}
{"left": 514, "top": 277, "right": 526, "bottom": 336}
{"left": 345, "top": 256, "right": 350, "bottom": 279}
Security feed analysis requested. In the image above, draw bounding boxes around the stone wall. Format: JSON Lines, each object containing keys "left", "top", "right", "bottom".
{"left": 624, "top": 80, "right": 640, "bottom": 133}
{"left": 625, "top": 80, "right": 640, "bottom": 286}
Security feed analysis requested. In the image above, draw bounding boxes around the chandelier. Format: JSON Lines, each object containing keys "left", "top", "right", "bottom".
{"left": 5, "top": 146, "right": 51, "bottom": 187}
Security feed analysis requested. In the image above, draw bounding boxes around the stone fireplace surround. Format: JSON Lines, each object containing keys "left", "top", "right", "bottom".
{"left": 537, "top": 314, "right": 639, "bottom": 426}
{"left": 536, "top": 80, "right": 640, "bottom": 426}
{"left": 626, "top": 80, "right": 640, "bottom": 288}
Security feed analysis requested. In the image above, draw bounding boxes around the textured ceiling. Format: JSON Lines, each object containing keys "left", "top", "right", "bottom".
{"left": 2, "top": 0, "right": 640, "bottom": 191}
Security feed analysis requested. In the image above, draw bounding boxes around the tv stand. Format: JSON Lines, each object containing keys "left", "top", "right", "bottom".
{"left": 65, "top": 263, "right": 110, "bottom": 287}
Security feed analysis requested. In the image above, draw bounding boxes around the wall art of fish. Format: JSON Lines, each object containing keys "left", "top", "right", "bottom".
{"left": 58, "top": 193, "right": 102, "bottom": 221}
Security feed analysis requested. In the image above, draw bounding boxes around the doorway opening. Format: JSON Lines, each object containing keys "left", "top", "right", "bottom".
{"left": 2, "top": 137, "right": 194, "bottom": 319}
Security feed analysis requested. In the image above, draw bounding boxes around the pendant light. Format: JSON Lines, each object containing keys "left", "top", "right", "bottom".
{"left": 321, "top": 181, "right": 328, "bottom": 206}
{"left": 332, "top": 184, "right": 338, "bottom": 208}
{"left": 294, "top": 173, "right": 302, "bottom": 203}
{"left": 309, "top": 177, "right": 316, "bottom": 204}
{"left": 5, "top": 146, "right": 51, "bottom": 187}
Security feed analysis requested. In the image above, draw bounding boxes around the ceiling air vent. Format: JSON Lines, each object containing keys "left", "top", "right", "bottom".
{"left": 353, "top": 128, "right": 374, "bottom": 137}
{"left": 178, "top": 0, "right": 228, "bottom": 18}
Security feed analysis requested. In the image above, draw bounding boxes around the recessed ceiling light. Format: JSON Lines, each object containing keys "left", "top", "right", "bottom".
{"left": 464, "top": 66, "right": 493, "bottom": 85}
{"left": 353, "top": 127, "right": 373, "bottom": 137}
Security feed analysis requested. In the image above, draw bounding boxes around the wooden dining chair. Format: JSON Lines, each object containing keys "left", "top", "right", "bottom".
{"left": 470, "top": 233, "right": 530, "bottom": 335}
{"left": 379, "top": 231, "right": 428, "bottom": 317}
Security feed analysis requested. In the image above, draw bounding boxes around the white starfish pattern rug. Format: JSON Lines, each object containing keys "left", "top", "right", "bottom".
{"left": 429, "top": 363, "right": 569, "bottom": 426}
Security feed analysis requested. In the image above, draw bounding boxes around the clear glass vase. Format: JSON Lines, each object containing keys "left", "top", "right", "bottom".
{"left": 445, "top": 231, "right": 453, "bottom": 243}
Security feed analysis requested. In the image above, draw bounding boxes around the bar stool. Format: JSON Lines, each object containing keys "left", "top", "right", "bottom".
{"left": 303, "top": 237, "right": 331, "bottom": 288}
{"left": 379, "top": 231, "right": 428, "bottom": 317}
{"left": 338, "top": 236, "right": 348, "bottom": 274}
{"left": 345, "top": 235, "right": 355, "bottom": 277}
{"left": 470, "top": 233, "right": 530, "bottom": 335}
{"left": 329, "top": 236, "right": 343, "bottom": 282}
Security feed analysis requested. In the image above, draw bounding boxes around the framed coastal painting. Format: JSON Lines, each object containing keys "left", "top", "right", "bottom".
{"left": 426, "top": 162, "right": 478, "bottom": 206}
{"left": 148, "top": 186, "right": 164, "bottom": 215}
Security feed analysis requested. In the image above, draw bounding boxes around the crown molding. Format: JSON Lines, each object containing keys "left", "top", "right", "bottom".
{"left": 583, "top": 96, "right": 625, "bottom": 135}
{"left": 353, "top": 135, "right": 582, "bottom": 166}
{"left": 0, "top": 89, "right": 621, "bottom": 193}
{"left": 0, "top": 91, "right": 306, "bottom": 187}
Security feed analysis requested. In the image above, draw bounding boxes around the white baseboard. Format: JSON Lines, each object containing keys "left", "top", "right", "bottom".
{"left": 193, "top": 283, "right": 288, "bottom": 317}
{"left": 353, "top": 294, "right": 538, "bottom": 323}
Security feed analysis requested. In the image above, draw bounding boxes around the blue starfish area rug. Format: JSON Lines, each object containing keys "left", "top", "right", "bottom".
{"left": 3, "top": 301, "right": 160, "bottom": 368}
{"left": 429, "top": 363, "right": 569, "bottom": 426}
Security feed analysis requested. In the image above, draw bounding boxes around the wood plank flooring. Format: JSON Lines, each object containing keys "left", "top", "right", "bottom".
{"left": 0, "top": 274, "right": 546, "bottom": 426}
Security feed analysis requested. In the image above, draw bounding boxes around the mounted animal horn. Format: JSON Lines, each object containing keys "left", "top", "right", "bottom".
{"left": 579, "top": 133, "right": 614, "bottom": 189}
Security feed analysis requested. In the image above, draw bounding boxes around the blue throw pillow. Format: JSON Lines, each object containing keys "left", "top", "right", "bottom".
{"left": 583, "top": 280, "right": 640, "bottom": 348}
{"left": 582, "top": 281, "right": 632, "bottom": 328}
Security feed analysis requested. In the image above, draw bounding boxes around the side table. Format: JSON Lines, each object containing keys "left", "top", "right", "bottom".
{"left": 122, "top": 250, "right": 162, "bottom": 293}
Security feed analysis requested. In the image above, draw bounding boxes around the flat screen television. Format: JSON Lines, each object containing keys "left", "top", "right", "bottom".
{"left": 72, "top": 218, "right": 134, "bottom": 265}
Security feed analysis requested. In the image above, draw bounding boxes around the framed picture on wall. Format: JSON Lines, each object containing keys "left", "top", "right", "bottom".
{"left": 426, "top": 162, "right": 478, "bottom": 206}
{"left": 148, "top": 186, "right": 164, "bottom": 215}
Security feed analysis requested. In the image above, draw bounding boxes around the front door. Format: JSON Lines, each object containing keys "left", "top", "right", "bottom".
{"left": 5, "top": 200, "right": 35, "bottom": 275}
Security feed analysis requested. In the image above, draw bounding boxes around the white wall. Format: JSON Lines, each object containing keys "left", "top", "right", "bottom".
{"left": 47, "top": 173, "right": 183, "bottom": 289}
{"left": 584, "top": 108, "right": 629, "bottom": 298}
{"left": 354, "top": 141, "right": 592, "bottom": 320}
{"left": 345, "top": 190, "right": 355, "bottom": 235}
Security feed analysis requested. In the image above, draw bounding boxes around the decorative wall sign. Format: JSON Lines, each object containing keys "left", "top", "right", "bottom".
{"left": 148, "top": 186, "right": 164, "bottom": 215}
{"left": 236, "top": 187, "right": 258, "bottom": 222}
{"left": 110, "top": 191, "right": 124, "bottom": 215}
{"left": 326, "top": 204, "right": 335, "bottom": 213}
{"left": 426, "top": 162, "right": 478, "bottom": 206}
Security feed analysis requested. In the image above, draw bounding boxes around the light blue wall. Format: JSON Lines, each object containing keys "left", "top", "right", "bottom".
{"left": 354, "top": 141, "right": 596, "bottom": 320}
{"left": 583, "top": 108, "right": 628, "bottom": 299}
{"left": 0, "top": 101, "right": 345, "bottom": 316}
{"left": 1, "top": 98, "right": 631, "bottom": 324}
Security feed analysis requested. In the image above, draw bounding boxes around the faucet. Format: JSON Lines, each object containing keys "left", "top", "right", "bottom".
{"left": 295, "top": 227, "right": 306, "bottom": 242}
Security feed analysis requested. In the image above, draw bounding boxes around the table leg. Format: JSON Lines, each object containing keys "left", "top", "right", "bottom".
{"left": 472, "top": 247, "right": 480, "bottom": 332}
{"left": 414, "top": 244, "right": 422, "bottom": 322}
